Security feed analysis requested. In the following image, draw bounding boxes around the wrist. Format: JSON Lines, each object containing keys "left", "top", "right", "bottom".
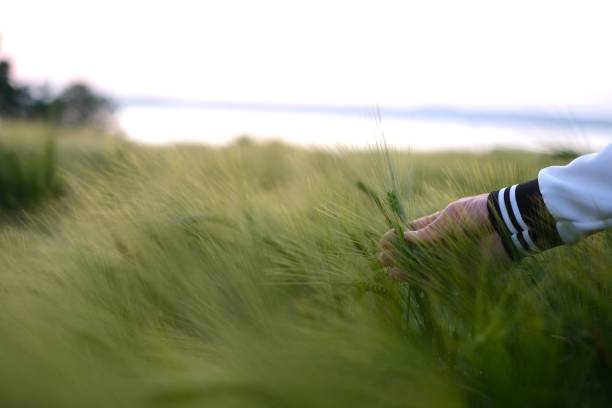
{"left": 487, "top": 179, "right": 562, "bottom": 260}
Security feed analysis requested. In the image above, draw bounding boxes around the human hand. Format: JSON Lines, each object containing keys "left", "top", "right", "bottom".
{"left": 378, "top": 193, "right": 509, "bottom": 280}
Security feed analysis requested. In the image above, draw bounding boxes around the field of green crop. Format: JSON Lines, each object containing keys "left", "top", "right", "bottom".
{"left": 1, "top": 122, "right": 610, "bottom": 407}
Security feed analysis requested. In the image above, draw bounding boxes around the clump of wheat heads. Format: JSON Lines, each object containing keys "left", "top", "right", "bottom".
{"left": 356, "top": 174, "right": 442, "bottom": 348}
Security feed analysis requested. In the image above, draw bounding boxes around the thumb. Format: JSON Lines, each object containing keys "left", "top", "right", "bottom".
{"left": 403, "top": 213, "right": 453, "bottom": 245}
{"left": 409, "top": 211, "right": 441, "bottom": 230}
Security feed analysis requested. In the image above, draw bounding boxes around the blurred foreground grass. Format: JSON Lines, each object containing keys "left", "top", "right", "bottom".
{"left": 0, "top": 122, "right": 610, "bottom": 407}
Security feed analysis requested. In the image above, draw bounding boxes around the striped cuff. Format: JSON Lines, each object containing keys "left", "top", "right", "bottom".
{"left": 487, "top": 179, "right": 562, "bottom": 260}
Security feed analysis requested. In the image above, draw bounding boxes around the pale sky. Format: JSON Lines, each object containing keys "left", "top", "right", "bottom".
{"left": 2, "top": 0, "right": 612, "bottom": 111}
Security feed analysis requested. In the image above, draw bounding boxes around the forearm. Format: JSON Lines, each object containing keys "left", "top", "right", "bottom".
{"left": 488, "top": 144, "right": 612, "bottom": 260}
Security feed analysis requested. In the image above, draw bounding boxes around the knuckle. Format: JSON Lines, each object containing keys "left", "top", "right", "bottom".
{"left": 445, "top": 202, "right": 466, "bottom": 219}
{"left": 445, "top": 202, "right": 459, "bottom": 215}
{"left": 378, "top": 251, "right": 394, "bottom": 267}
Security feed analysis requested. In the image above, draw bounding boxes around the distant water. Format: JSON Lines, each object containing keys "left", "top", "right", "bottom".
{"left": 117, "top": 106, "right": 612, "bottom": 152}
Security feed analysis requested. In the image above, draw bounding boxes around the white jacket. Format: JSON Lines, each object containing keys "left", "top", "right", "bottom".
{"left": 488, "top": 144, "right": 612, "bottom": 258}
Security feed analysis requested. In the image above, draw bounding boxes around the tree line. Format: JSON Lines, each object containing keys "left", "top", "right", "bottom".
{"left": 0, "top": 59, "right": 114, "bottom": 128}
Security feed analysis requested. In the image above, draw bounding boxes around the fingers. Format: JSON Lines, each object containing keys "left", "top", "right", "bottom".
{"left": 379, "top": 229, "right": 398, "bottom": 250}
{"left": 405, "top": 195, "right": 492, "bottom": 246}
{"left": 378, "top": 229, "right": 401, "bottom": 267}
{"left": 380, "top": 208, "right": 443, "bottom": 249}
{"left": 404, "top": 199, "right": 477, "bottom": 245}
{"left": 403, "top": 212, "right": 452, "bottom": 245}
{"left": 378, "top": 230, "right": 405, "bottom": 279}
{"left": 377, "top": 251, "right": 395, "bottom": 267}
{"left": 409, "top": 211, "right": 440, "bottom": 230}
{"left": 378, "top": 195, "right": 498, "bottom": 282}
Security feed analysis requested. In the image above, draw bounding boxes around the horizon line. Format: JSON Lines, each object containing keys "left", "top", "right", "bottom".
{"left": 117, "top": 96, "right": 612, "bottom": 130}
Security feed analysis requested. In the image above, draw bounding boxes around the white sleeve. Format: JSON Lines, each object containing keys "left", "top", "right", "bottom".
{"left": 487, "top": 144, "right": 612, "bottom": 259}
{"left": 538, "top": 144, "right": 612, "bottom": 244}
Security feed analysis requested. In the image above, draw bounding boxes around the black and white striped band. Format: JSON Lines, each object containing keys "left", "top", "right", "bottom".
{"left": 487, "top": 179, "right": 562, "bottom": 260}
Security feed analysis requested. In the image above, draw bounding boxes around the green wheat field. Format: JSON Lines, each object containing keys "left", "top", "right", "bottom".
{"left": 1, "top": 122, "right": 611, "bottom": 407}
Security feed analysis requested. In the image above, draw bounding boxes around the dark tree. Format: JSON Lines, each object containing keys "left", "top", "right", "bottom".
{"left": 26, "top": 84, "right": 55, "bottom": 121}
{"left": 0, "top": 60, "right": 32, "bottom": 117}
{"left": 1, "top": 58, "right": 114, "bottom": 127}
{"left": 52, "top": 83, "right": 114, "bottom": 127}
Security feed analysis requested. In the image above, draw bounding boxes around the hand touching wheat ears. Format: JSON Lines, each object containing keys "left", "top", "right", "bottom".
{"left": 378, "top": 193, "right": 509, "bottom": 280}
